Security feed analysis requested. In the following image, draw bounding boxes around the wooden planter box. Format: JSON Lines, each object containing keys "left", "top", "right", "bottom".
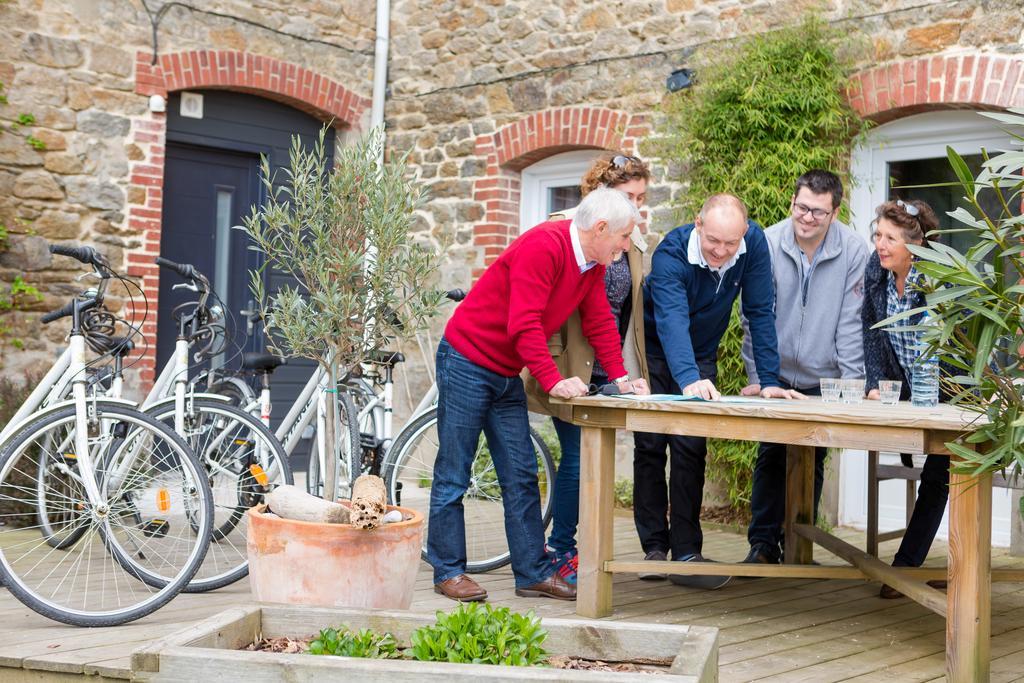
{"left": 131, "top": 604, "right": 718, "bottom": 682}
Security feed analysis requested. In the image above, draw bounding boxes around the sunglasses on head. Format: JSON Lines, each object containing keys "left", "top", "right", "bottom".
{"left": 611, "top": 155, "right": 641, "bottom": 169}
{"left": 896, "top": 199, "right": 920, "bottom": 217}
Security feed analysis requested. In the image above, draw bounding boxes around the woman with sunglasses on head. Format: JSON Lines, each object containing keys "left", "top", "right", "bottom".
{"left": 862, "top": 198, "right": 951, "bottom": 598}
{"left": 523, "top": 153, "right": 652, "bottom": 585}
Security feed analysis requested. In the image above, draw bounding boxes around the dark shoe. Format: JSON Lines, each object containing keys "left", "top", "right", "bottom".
{"left": 515, "top": 572, "right": 577, "bottom": 600}
{"left": 434, "top": 574, "right": 487, "bottom": 602}
{"left": 742, "top": 544, "right": 781, "bottom": 565}
{"left": 669, "top": 553, "right": 732, "bottom": 590}
{"left": 638, "top": 549, "right": 668, "bottom": 580}
{"left": 879, "top": 579, "right": 947, "bottom": 599}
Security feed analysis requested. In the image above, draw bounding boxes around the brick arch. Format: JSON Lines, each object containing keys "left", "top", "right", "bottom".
{"left": 124, "top": 51, "right": 370, "bottom": 385}
{"left": 134, "top": 50, "right": 369, "bottom": 128}
{"left": 470, "top": 107, "right": 649, "bottom": 277}
{"left": 849, "top": 53, "right": 1024, "bottom": 124}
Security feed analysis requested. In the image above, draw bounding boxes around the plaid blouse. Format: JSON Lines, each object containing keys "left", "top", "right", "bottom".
{"left": 885, "top": 266, "right": 925, "bottom": 380}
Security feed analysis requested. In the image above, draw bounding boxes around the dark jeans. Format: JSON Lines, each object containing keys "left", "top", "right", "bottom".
{"left": 547, "top": 416, "right": 581, "bottom": 554}
{"left": 894, "top": 454, "right": 950, "bottom": 567}
{"left": 427, "top": 338, "right": 552, "bottom": 589}
{"left": 632, "top": 355, "right": 717, "bottom": 559}
{"left": 747, "top": 381, "right": 826, "bottom": 558}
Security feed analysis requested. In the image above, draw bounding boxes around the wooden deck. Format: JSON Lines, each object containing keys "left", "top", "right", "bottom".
{"left": 2, "top": 511, "right": 1024, "bottom": 682}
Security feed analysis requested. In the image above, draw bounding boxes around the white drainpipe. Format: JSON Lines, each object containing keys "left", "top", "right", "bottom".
{"left": 371, "top": 0, "right": 390, "bottom": 137}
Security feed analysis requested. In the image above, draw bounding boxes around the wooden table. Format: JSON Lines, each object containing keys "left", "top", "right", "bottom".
{"left": 562, "top": 395, "right": 1008, "bottom": 682}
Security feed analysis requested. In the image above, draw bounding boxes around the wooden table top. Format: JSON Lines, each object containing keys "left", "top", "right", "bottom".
{"left": 555, "top": 395, "right": 987, "bottom": 432}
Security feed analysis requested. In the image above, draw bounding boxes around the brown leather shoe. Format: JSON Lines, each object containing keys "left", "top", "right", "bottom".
{"left": 434, "top": 574, "right": 487, "bottom": 602}
{"left": 879, "top": 579, "right": 947, "bottom": 599}
{"left": 515, "top": 572, "right": 577, "bottom": 601}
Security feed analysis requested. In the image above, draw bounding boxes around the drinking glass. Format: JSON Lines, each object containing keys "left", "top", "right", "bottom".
{"left": 841, "top": 378, "right": 866, "bottom": 404}
{"left": 819, "top": 378, "right": 841, "bottom": 403}
{"left": 879, "top": 380, "right": 902, "bottom": 405}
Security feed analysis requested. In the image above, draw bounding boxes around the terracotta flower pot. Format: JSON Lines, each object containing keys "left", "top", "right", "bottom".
{"left": 246, "top": 504, "right": 424, "bottom": 610}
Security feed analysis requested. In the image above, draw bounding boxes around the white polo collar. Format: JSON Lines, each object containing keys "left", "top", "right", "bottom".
{"left": 687, "top": 227, "right": 746, "bottom": 274}
{"left": 569, "top": 220, "right": 598, "bottom": 273}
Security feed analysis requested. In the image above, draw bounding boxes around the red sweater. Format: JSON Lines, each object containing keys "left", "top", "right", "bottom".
{"left": 445, "top": 220, "right": 626, "bottom": 392}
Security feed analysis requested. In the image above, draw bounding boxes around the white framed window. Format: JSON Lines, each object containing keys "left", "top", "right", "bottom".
{"left": 841, "top": 110, "right": 1019, "bottom": 546}
{"left": 519, "top": 149, "right": 603, "bottom": 231}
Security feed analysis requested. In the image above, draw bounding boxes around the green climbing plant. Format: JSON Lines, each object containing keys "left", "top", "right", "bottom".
{"left": 0, "top": 81, "right": 45, "bottom": 356}
{"left": 651, "top": 16, "right": 871, "bottom": 509}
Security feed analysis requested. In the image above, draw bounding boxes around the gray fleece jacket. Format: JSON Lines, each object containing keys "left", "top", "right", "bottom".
{"left": 743, "top": 217, "right": 869, "bottom": 389}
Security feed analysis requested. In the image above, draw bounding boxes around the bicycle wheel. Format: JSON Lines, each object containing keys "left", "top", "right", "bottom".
{"left": 306, "top": 388, "right": 360, "bottom": 500}
{"left": 343, "top": 376, "right": 381, "bottom": 473}
{"left": 383, "top": 407, "right": 554, "bottom": 573}
{"left": 0, "top": 403, "right": 213, "bottom": 627}
{"left": 35, "top": 419, "right": 89, "bottom": 550}
{"left": 146, "top": 399, "right": 292, "bottom": 592}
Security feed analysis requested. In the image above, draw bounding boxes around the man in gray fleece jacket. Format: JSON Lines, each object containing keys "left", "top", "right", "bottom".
{"left": 740, "top": 170, "right": 869, "bottom": 564}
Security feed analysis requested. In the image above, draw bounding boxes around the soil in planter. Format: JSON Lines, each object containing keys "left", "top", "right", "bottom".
{"left": 243, "top": 637, "right": 670, "bottom": 674}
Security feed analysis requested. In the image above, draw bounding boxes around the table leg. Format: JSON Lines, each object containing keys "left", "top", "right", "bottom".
{"left": 947, "top": 468, "right": 992, "bottom": 682}
{"left": 577, "top": 425, "right": 616, "bottom": 618}
{"left": 784, "top": 444, "right": 815, "bottom": 564}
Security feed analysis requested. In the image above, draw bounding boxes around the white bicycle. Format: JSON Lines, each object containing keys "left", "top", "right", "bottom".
{"left": 0, "top": 244, "right": 214, "bottom": 626}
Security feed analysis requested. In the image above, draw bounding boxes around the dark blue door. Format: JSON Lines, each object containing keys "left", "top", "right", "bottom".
{"left": 157, "top": 144, "right": 257, "bottom": 370}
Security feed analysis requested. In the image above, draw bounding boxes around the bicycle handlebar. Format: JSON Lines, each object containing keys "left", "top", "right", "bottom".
{"left": 445, "top": 288, "right": 466, "bottom": 302}
{"left": 50, "top": 243, "right": 109, "bottom": 271}
{"left": 40, "top": 300, "right": 77, "bottom": 324}
{"left": 155, "top": 256, "right": 201, "bottom": 282}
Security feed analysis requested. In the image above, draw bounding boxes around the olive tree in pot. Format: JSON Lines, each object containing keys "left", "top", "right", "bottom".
{"left": 883, "top": 108, "right": 1024, "bottom": 482}
{"left": 240, "top": 125, "right": 443, "bottom": 609}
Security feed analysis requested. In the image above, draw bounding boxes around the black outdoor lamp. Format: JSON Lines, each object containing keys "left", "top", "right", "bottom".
{"left": 666, "top": 68, "right": 694, "bottom": 92}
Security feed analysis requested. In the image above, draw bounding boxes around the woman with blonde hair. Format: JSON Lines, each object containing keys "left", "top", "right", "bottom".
{"left": 523, "top": 152, "right": 652, "bottom": 584}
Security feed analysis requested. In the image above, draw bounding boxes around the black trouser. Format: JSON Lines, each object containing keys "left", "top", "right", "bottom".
{"left": 632, "top": 355, "right": 717, "bottom": 559}
{"left": 893, "top": 454, "right": 950, "bottom": 567}
{"left": 747, "top": 381, "right": 826, "bottom": 558}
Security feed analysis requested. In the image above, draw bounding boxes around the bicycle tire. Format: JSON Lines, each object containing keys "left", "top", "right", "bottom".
{"left": 343, "top": 376, "right": 382, "bottom": 474}
{"left": 383, "top": 407, "right": 555, "bottom": 573}
{"left": 144, "top": 399, "right": 292, "bottom": 592}
{"left": 0, "top": 402, "right": 213, "bottom": 627}
{"left": 305, "top": 388, "right": 360, "bottom": 500}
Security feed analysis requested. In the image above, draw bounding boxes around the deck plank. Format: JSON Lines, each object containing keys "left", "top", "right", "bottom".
{"left": 0, "top": 512, "right": 1021, "bottom": 682}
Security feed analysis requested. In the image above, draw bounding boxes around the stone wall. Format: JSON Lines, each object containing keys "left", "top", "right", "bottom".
{"left": 0, "top": 0, "right": 373, "bottom": 381}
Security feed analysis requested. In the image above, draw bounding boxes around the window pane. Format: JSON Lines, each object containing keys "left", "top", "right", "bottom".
{"left": 548, "top": 185, "right": 582, "bottom": 215}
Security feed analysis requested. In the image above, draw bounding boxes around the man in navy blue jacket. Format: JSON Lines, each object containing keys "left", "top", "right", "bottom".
{"left": 634, "top": 193, "right": 804, "bottom": 589}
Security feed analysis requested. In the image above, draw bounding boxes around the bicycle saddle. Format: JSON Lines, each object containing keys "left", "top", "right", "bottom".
{"left": 367, "top": 349, "right": 405, "bottom": 366}
{"left": 241, "top": 352, "right": 287, "bottom": 373}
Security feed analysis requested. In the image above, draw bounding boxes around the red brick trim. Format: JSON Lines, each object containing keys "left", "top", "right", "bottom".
{"left": 849, "top": 53, "right": 1024, "bottom": 123}
{"left": 470, "top": 107, "right": 649, "bottom": 278}
{"left": 126, "top": 50, "right": 369, "bottom": 384}
{"left": 134, "top": 51, "right": 369, "bottom": 128}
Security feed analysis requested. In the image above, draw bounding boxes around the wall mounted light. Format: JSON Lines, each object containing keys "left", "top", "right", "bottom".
{"left": 666, "top": 68, "right": 695, "bottom": 93}
{"left": 148, "top": 94, "right": 166, "bottom": 113}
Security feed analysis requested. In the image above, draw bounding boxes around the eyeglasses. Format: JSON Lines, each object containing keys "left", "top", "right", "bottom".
{"left": 896, "top": 199, "right": 920, "bottom": 217}
{"left": 611, "top": 155, "right": 641, "bottom": 169}
{"left": 587, "top": 382, "right": 633, "bottom": 396}
{"left": 792, "top": 202, "right": 834, "bottom": 220}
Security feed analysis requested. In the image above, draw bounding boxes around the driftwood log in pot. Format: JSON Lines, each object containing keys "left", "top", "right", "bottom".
{"left": 265, "top": 485, "right": 351, "bottom": 524}
{"left": 350, "top": 474, "right": 387, "bottom": 529}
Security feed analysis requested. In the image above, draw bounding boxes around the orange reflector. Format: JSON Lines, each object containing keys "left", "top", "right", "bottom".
{"left": 249, "top": 464, "right": 269, "bottom": 487}
{"left": 63, "top": 453, "right": 77, "bottom": 460}
{"left": 156, "top": 489, "right": 170, "bottom": 512}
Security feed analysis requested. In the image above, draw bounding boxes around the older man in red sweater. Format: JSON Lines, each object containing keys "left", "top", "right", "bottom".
{"left": 430, "top": 187, "right": 650, "bottom": 602}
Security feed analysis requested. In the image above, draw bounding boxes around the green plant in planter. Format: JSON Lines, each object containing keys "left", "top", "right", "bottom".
{"left": 308, "top": 625, "right": 401, "bottom": 659}
{"left": 650, "top": 16, "right": 870, "bottom": 510}
{"left": 242, "top": 125, "right": 443, "bottom": 500}
{"left": 408, "top": 602, "right": 548, "bottom": 666}
{"left": 878, "top": 108, "right": 1024, "bottom": 477}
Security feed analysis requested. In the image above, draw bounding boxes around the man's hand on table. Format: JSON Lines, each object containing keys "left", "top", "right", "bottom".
{"left": 760, "top": 386, "right": 808, "bottom": 400}
{"left": 616, "top": 377, "right": 650, "bottom": 395}
{"left": 683, "top": 379, "right": 721, "bottom": 401}
{"left": 741, "top": 383, "right": 761, "bottom": 396}
{"left": 550, "top": 376, "right": 589, "bottom": 399}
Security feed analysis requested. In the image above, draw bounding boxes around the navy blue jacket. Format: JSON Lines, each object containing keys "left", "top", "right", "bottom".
{"left": 643, "top": 222, "right": 780, "bottom": 389}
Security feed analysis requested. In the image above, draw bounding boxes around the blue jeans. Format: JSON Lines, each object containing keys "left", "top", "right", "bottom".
{"left": 547, "top": 417, "right": 581, "bottom": 554}
{"left": 427, "top": 338, "right": 553, "bottom": 589}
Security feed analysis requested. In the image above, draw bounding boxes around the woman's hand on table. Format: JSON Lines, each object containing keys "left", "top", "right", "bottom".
{"left": 866, "top": 388, "right": 881, "bottom": 400}
{"left": 760, "top": 386, "right": 808, "bottom": 400}
{"left": 620, "top": 378, "right": 650, "bottom": 395}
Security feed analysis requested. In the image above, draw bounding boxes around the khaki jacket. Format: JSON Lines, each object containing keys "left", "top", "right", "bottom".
{"left": 522, "top": 208, "right": 649, "bottom": 421}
